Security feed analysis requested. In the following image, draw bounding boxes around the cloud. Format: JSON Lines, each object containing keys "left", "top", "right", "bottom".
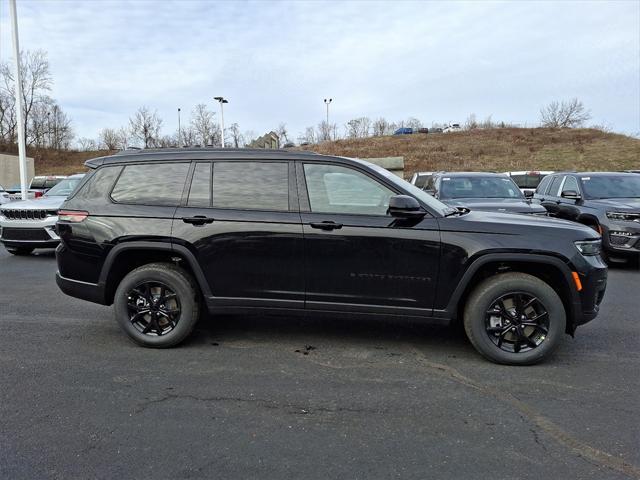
{"left": 1, "top": 0, "right": 638, "bottom": 140}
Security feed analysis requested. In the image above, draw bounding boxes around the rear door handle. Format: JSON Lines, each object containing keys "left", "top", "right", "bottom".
{"left": 182, "top": 215, "right": 214, "bottom": 226}
{"left": 309, "top": 221, "right": 343, "bottom": 231}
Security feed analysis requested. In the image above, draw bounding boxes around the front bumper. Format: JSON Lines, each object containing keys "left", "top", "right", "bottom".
{"left": 572, "top": 256, "right": 608, "bottom": 327}
{"left": 0, "top": 216, "right": 60, "bottom": 249}
{"left": 602, "top": 222, "right": 640, "bottom": 256}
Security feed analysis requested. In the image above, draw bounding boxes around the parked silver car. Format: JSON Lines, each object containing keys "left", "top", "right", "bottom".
{"left": 0, "top": 174, "right": 84, "bottom": 255}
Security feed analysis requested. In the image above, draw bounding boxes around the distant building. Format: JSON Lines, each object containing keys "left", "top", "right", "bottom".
{"left": 247, "top": 131, "right": 280, "bottom": 149}
{"left": 0, "top": 153, "right": 35, "bottom": 187}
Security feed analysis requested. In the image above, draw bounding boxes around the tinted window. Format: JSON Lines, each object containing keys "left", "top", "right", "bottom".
{"left": 44, "top": 176, "right": 84, "bottom": 197}
{"left": 71, "top": 166, "right": 122, "bottom": 201}
{"left": 111, "top": 163, "right": 190, "bottom": 206}
{"left": 562, "top": 176, "right": 579, "bottom": 194}
{"left": 536, "top": 175, "right": 553, "bottom": 194}
{"left": 510, "top": 174, "right": 546, "bottom": 189}
{"left": 29, "top": 178, "right": 46, "bottom": 188}
{"left": 304, "top": 163, "right": 394, "bottom": 215}
{"left": 547, "top": 176, "right": 563, "bottom": 197}
{"left": 414, "top": 175, "right": 431, "bottom": 188}
{"left": 212, "top": 162, "right": 288, "bottom": 210}
{"left": 438, "top": 176, "right": 523, "bottom": 199}
{"left": 581, "top": 175, "right": 640, "bottom": 199}
{"left": 188, "top": 162, "right": 212, "bottom": 207}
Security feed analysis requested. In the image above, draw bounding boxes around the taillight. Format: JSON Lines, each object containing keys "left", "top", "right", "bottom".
{"left": 58, "top": 210, "right": 89, "bottom": 222}
{"left": 34, "top": 191, "right": 43, "bottom": 198}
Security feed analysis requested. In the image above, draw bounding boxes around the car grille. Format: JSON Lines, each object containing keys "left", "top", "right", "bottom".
{"left": 609, "top": 232, "right": 637, "bottom": 247}
{"left": 1, "top": 209, "right": 55, "bottom": 220}
{"left": 1, "top": 227, "right": 51, "bottom": 241}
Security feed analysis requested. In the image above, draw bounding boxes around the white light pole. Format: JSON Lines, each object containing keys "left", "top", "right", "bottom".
{"left": 214, "top": 96, "right": 228, "bottom": 147}
{"left": 9, "top": 0, "right": 28, "bottom": 200}
{"left": 177, "top": 108, "right": 181, "bottom": 147}
{"left": 324, "top": 98, "right": 332, "bottom": 125}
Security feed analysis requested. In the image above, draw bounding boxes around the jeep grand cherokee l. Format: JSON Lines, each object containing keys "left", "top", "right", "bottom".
{"left": 0, "top": 174, "right": 85, "bottom": 255}
{"left": 533, "top": 172, "right": 640, "bottom": 262}
{"left": 55, "top": 148, "right": 607, "bottom": 365}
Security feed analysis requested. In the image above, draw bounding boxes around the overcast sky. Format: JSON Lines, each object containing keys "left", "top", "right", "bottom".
{"left": 1, "top": 0, "right": 638, "bottom": 142}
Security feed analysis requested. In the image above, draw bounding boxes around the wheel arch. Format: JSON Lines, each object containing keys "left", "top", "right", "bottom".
{"left": 99, "top": 242, "right": 211, "bottom": 305}
{"left": 444, "top": 253, "right": 580, "bottom": 335}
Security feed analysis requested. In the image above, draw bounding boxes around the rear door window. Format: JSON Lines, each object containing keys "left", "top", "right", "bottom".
{"left": 536, "top": 175, "right": 553, "bottom": 194}
{"left": 547, "top": 176, "right": 564, "bottom": 197}
{"left": 111, "top": 163, "right": 190, "bottom": 206}
{"left": 187, "top": 162, "right": 212, "bottom": 207}
{"left": 212, "top": 161, "right": 289, "bottom": 211}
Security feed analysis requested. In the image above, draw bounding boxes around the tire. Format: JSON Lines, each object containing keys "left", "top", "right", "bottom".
{"left": 113, "top": 262, "right": 200, "bottom": 348}
{"left": 463, "top": 272, "right": 566, "bottom": 365}
{"left": 6, "top": 247, "right": 34, "bottom": 256}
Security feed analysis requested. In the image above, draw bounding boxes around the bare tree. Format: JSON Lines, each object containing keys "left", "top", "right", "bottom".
{"left": 480, "top": 115, "right": 495, "bottom": 129}
{"left": 298, "top": 126, "right": 316, "bottom": 144}
{"left": 0, "top": 50, "right": 52, "bottom": 146}
{"left": 117, "top": 126, "right": 131, "bottom": 149}
{"left": 190, "top": 104, "right": 218, "bottom": 146}
{"left": 243, "top": 129, "right": 256, "bottom": 147}
{"left": 129, "top": 106, "right": 162, "bottom": 148}
{"left": 405, "top": 117, "right": 422, "bottom": 130}
{"left": 99, "top": 127, "right": 121, "bottom": 150}
{"left": 346, "top": 117, "right": 371, "bottom": 138}
{"left": 372, "top": 117, "right": 391, "bottom": 136}
{"left": 77, "top": 137, "right": 97, "bottom": 151}
{"left": 275, "top": 123, "right": 289, "bottom": 144}
{"left": 465, "top": 113, "right": 478, "bottom": 130}
{"left": 540, "top": 98, "right": 591, "bottom": 128}
{"left": 317, "top": 121, "right": 337, "bottom": 142}
{"left": 229, "top": 122, "right": 243, "bottom": 148}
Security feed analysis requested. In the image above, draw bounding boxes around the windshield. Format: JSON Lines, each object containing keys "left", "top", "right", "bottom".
{"left": 45, "top": 176, "right": 84, "bottom": 197}
{"left": 439, "top": 176, "right": 524, "bottom": 199}
{"left": 357, "top": 160, "right": 452, "bottom": 216}
{"left": 581, "top": 175, "right": 640, "bottom": 199}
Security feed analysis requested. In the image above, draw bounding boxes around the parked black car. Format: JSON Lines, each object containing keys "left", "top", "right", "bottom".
{"left": 425, "top": 172, "right": 548, "bottom": 215}
{"left": 55, "top": 148, "right": 607, "bottom": 365}
{"left": 533, "top": 172, "right": 640, "bottom": 261}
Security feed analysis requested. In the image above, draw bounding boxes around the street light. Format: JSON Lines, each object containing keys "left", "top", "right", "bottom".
{"left": 177, "top": 108, "right": 181, "bottom": 147}
{"left": 323, "top": 98, "right": 332, "bottom": 125}
{"left": 214, "top": 96, "right": 228, "bottom": 147}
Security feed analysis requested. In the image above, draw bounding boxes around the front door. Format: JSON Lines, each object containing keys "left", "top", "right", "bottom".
{"left": 172, "top": 160, "right": 304, "bottom": 309}
{"left": 298, "top": 161, "right": 440, "bottom": 316}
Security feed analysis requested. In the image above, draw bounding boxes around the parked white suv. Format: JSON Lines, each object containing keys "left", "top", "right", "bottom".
{"left": 443, "top": 124, "right": 461, "bottom": 133}
{"left": 0, "top": 174, "right": 84, "bottom": 255}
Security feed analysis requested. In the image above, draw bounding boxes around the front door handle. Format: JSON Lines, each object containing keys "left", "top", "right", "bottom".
{"left": 182, "top": 215, "right": 214, "bottom": 226}
{"left": 309, "top": 221, "right": 343, "bottom": 231}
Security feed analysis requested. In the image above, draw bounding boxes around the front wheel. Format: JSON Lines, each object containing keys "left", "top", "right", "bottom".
{"left": 463, "top": 273, "right": 566, "bottom": 365}
{"left": 113, "top": 263, "right": 200, "bottom": 348}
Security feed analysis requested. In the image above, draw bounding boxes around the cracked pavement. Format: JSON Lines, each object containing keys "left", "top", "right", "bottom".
{"left": 1, "top": 249, "right": 639, "bottom": 479}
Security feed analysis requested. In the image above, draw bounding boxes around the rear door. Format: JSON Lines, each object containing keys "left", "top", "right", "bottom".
{"left": 172, "top": 160, "right": 304, "bottom": 309}
{"left": 539, "top": 175, "right": 564, "bottom": 216}
{"left": 298, "top": 161, "right": 440, "bottom": 315}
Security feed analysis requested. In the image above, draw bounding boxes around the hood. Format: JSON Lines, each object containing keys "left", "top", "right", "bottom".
{"left": 587, "top": 198, "right": 640, "bottom": 211}
{"left": 443, "top": 197, "right": 547, "bottom": 214}
{"left": 0, "top": 196, "right": 66, "bottom": 210}
{"left": 452, "top": 210, "right": 599, "bottom": 238}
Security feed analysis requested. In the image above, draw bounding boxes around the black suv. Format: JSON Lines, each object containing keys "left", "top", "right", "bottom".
{"left": 55, "top": 148, "right": 607, "bottom": 365}
{"left": 533, "top": 172, "right": 640, "bottom": 261}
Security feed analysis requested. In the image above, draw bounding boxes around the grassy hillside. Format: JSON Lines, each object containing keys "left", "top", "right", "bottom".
{"left": 1, "top": 128, "right": 638, "bottom": 177}
{"left": 299, "top": 128, "right": 640, "bottom": 178}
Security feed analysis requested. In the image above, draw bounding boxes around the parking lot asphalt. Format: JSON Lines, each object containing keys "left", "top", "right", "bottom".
{"left": 1, "top": 248, "right": 639, "bottom": 480}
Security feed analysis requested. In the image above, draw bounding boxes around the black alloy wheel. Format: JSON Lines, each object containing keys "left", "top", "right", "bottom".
{"left": 126, "top": 282, "right": 181, "bottom": 336}
{"left": 485, "top": 292, "right": 550, "bottom": 353}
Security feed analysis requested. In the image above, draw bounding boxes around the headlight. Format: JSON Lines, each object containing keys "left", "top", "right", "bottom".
{"left": 574, "top": 239, "right": 601, "bottom": 256}
{"left": 606, "top": 211, "right": 640, "bottom": 222}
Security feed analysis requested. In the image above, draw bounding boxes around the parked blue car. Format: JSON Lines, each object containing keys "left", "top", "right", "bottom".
{"left": 393, "top": 127, "right": 413, "bottom": 135}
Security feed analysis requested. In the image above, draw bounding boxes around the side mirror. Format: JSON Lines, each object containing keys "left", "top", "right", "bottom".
{"left": 524, "top": 190, "right": 534, "bottom": 199}
{"left": 388, "top": 195, "right": 425, "bottom": 219}
{"left": 561, "top": 190, "right": 581, "bottom": 200}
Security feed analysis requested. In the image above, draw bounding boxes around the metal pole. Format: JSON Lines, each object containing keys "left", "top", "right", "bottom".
{"left": 177, "top": 108, "right": 181, "bottom": 147}
{"left": 220, "top": 102, "right": 225, "bottom": 147}
{"left": 9, "top": 0, "right": 29, "bottom": 200}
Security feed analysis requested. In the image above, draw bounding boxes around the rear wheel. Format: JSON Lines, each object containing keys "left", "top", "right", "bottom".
{"left": 113, "top": 263, "right": 200, "bottom": 348}
{"left": 463, "top": 273, "right": 566, "bottom": 365}
{"left": 5, "top": 247, "right": 34, "bottom": 256}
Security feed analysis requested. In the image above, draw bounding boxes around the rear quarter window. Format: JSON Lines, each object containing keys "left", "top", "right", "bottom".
{"left": 111, "top": 163, "right": 190, "bottom": 206}
{"left": 70, "top": 166, "right": 123, "bottom": 202}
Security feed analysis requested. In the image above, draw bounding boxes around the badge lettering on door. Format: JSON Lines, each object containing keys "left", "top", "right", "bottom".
{"left": 350, "top": 272, "right": 431, "bottom": 282}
